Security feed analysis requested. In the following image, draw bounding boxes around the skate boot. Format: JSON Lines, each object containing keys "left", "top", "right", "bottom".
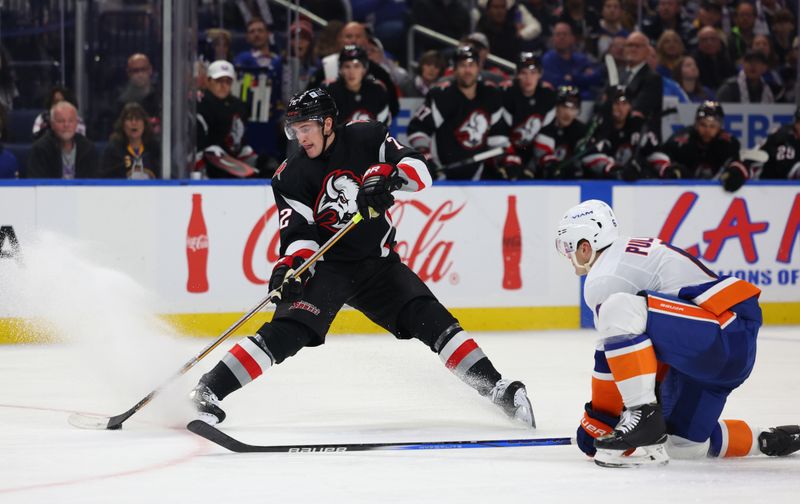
{"left": 759, "top": 425, "right": 800, "bottom": 456}
{"left": 189, "top": 382, "right": 226, "bottom": 426}
{"left": 490, "top": 379, "right": 536, "bottom": 428}
{"left": 594, "top": 403, "right": 668, "bottom": 468}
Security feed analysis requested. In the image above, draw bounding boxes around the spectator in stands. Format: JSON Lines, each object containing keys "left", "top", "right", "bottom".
{"left": 686, "top": 0, "right": 724, "bottom": 49}
{"left": 621, "top": 32, "right": 664, "bottom": 134}
{"left": 0, "top": 45, "right": 18, "bottom": 111}
{"left": 519, "top": 0, "right": 557, "bottom": 41}
{"left": 324, "top": 45, "right": 391, "bottom": 126}
{"left": 195, "top": 60, "right": 257, "bottom": 179}
{"left": 314, "top": 20, "right": 344, "bottom": 60}
{"left": 594, "top": 0, "right": 630, "bottom": 57}
{"left": 752, "top": 34, "right": 785, "bottom": 99}
{"left": 205, "top": 28, "right": 234, "bottom": 62}
{"left": 605, "top": 35, "right": 627, "bottom": 69}
{"left": 410, "top": 0, "right": 472, "bottom": 53}
{"left": 542, "top": 22, "right": 602, "bottom": 99}
{"left": 730, "top": 2, "right": 758, "bottom": 63}
{"left": 400, "top": 50, "right": 446, "bottom": 97}
{"left": 642, "top": 0, "right": 692, "bottom": 44}
{"left": 770, "top": 9, "right": 794, "bottom": 65}
{"left": 692, "top": 26, "right": 737, "bottom": 90}
{"left": 558, "top": 0, "right": 599, "bottom": 50}
{"left": 27, "top": 101, "right": 99, "bottom": 179}
{"left": 234, "top": 17, "right": 281, "bottom": 76}
{"left": 647, "top": 46, "right": 689, "bottom": 103}
{"left": 281, "top": 20, "right": 318, "bottom": 105}
{"left": 476, "top": 0, "right": 539, "bottom": 61}
{"left": 32, "top": 86, "right": 87, "bottom": 140}
{"left": 754, "top": 0, "right": 779, "bottom": 35}
{"left": 365, "top": 34, "right": 410, "bottom": 89}
{"left": 717, "top": 49, "right": 775, "bottom": 103}
{"left": 116, "top": 53, "right": 160, "bottom": 133}
{"left": 674, "top": 55, "right": 716, "bottom": 102}
{"left": 655, "top": 29, "right": 685, "bottom": 78}
{"left": 0, "top": 104, "right": 19, "bottom": 178}
{"left": 101, "top": 102, "right": 160, "bottom": 179}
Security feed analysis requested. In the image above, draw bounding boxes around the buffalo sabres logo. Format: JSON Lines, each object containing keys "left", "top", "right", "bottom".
{"left": 512, "top": 114, "right": 543, "bottom": 147}
{"left": 347, "top": 109, "right": 374, "bottom": 123}
{"left": 456, "top": 110, "right": 490, "bottom": 150}
{"left": 314, "top": 169, "right": 361, "bottom": 231}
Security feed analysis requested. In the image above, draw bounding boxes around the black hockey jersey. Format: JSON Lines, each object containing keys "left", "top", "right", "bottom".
{"left": 756, "top": 124, "right": 800, "bottom": 179}
{"left": 323, "top": 76, "right": 392, "bottom": 127}
{"left": 272, "top": 121, "right": 431, "bottom": 262}
{"left": 196, "top": 92, "right": 249, "bottom": 156}
{"left": 406, "top": 81, "right": 506, "bottom": 180}
{"left": 501, "top": 81, "right": 556, "bottom": 165}
{"left": 590, "top": 116, "right": 668, "bottom": 178}
{"left": 533, "top": 119, "right": 588, "bottom": 179}
{"left": 659, "top": 127, "right": 741, "bottom": 179}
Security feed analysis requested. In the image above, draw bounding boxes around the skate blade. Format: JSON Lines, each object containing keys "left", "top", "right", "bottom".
{"left": 594, "top": 443, "right": 669, "bottom": 468}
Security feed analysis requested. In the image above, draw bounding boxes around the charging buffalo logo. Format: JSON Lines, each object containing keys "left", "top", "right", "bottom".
{"left": 314, "top": 169, "right": 361, "bottom": 231}
{"left": 456, "top": 110, "right": 489, "bottom": 150}
{"left": 512, "top": 114, "right": 543, "bottom": 147}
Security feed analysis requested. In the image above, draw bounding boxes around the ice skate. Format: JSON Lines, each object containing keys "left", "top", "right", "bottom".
{"left": 759, "top": 425, "right": 800, "bottom": 456}
{"left": 490, "top": 379, "right": 536, "bottom": 428}
{"left": 189, "top": 382, "right": 226, "bottom": 426}
{"left": 594, "top": 403, "right": 668, "bottom": 468}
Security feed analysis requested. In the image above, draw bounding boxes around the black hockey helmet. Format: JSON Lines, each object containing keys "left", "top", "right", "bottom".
{"left": 556, "top": 85, "right": 581, "bottom": 108}
{"left": 608, "top": 85, "right": 631, "bottom": 103}
{"left": 695, "top": 100, "right": 724, "bottom": 123}
{"left": 516, "top": 51, "right": 541, "bottom": 73}
{"left": 339, "top": 44, "right": 369, "bottom": 69}
{"left": 453, "top": 45, "right": 479, "bottom": 65}
{"left": 284, "top": 88, "right": 338, "bottom": 139}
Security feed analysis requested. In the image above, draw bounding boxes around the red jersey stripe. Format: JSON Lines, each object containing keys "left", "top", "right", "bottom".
{"left": 229, "top": 343, "right": 263, "bottom": 380}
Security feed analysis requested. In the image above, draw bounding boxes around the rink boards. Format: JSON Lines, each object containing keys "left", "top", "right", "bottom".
{"left": 0, "top": 180, "right": 798, "bottom": 342}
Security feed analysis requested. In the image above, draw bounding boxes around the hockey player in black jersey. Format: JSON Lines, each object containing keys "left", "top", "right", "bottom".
{"left": 533, "top": 85, "right": 590, "bottom": 179}
{"left": 323, "top": 45, "right": 392, "bottom": 127}
{"left": 406, "top": 45, "right": 509, "bottom": 181}
{"left": 752, "top": 105, "right": 800, "bottom": 179}
{"left": 189, "top": 88, "right": 535, "bottom": 429}
{"left": 658, "top": 101, "right": 750, "bottom": 192}
{"left": 500, "top": 52, "right": 557, "bottom": 179}
{"left": 588, "top": 85, "right": 669, "bottom": 180}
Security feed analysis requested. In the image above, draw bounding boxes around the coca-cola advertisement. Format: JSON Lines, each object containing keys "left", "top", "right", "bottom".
{"left": 186, "top": 193, "right": 210, "bottom": 293}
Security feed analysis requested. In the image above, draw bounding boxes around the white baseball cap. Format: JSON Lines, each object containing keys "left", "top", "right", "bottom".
{"left": 207, "top": 60, "right": 236, "bottom": 80}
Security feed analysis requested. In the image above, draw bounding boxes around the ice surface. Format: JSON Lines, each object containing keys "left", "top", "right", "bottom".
{"left": 1, "top": 327, "right": 799, "bottom": 504}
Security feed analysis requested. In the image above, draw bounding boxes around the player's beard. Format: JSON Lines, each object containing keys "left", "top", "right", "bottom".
{"left": 456, "top": 72, "right": 478, "bottom": 90}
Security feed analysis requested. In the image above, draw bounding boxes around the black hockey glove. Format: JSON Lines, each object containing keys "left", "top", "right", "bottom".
{"left": 357, "top": 163, "right": 404, "bottom": 218}
{"left": 720, "top": 161, "right": 748, "bottom": 192}
{"left": 496, "top": 146, "right": 522, "bottom": 180}
{"left": 660, "top": 163, "right": 684, "bottom": 179}
{"left": 268, "top": 255, "right": 313, "bottom": 304}
{"left": 576, "top": 402, "right": 619, "bottom": 457}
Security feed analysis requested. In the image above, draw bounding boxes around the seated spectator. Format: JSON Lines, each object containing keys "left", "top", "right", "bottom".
{"left": 542, "top": 22, "right": 603, "bottom": 99}
{"left": 323, "top": 45, "right": 391, "bottom": 126}
{"left": 752, "top": 34, "right": 785, "bottom": 99}
{"left": 400, "top": 50, "right": 446, "bottom": 98}
{"left": 476, "top": 0, "right": 539, "bottom": 61}
{"left": 647, "top": 46, "right": 689, "bottom": 103}
{"left": 0, "top": 44, "right": 17, "bottom": 111}
{"left": 770, "top": 9, "right": 794, "bottom": 65}
{"left": 365, "top": 34, "right": 410, "bottom": 89}
{"left": 0, "top": 104, "right": 19, "bottom": 178}
{"left": 32, "top": 86, "right": 87, "bottom": 140}
{"left": 655, "top": 29, "right": 686, "bottom": 78}
{"left": 281, "top": 19, "right": 318, "bottom": 105}
{"left": 204, "top": 28, "right": 234, "bottom": 62}
{"left": 116, "top": 53, "right": 161, "bottom": 133}
{"left": 101, "top": 102, "right": 160, "bottom": 179}
{"left": 233, "top": 17, "right": 281, "bottom": 79}
{"left": 717, "top": 49, "right": 774, "bottom": 103}
{"left": 642, "top": 0, "right": 692, "bottom": 44}
{"left": 673, "top": 55, "right": 716, "bottom": 102}
{"left": 729, "top": 2, "right": 757, "bottom": 64}
{"left": 692, "top": 26, "right": 737, "bottom": 90}
{"left": 686, "top": 0, "right": 724, "bottom": 49}
{"left": 620, "top": 32, "right": 664, "bottom": 134}
{"left": 558, "top": 0, "right": 599, "bottom": 50}
{"left": 195, "top": 60, "right": 257, "bottom": 178}
{"left": 26, "top": 101, "right": 99, "bottom": 179}
{"left": 594, "top": 0, "right": 630, "bottom": 57}
{"left": 604, "top": 35, "right": 627, "bottom": 69}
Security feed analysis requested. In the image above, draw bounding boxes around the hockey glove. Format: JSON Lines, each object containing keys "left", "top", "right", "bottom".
{"left": 720, "top": 161, "right": 748, "bottom": 192}
{"left": 660, "top": 163, "right": 684, "bottom": 179}
{"left": 357, "top": 163, "right": 404, "bottom": 219}
{"left": 497, "top": 146, "right": 523, "bottom": 180}
{"left": 576, "top": 402, "right": 619, "bottom": 457}
{"left": 269, "top": 255, "right": 313, "bottom": 304}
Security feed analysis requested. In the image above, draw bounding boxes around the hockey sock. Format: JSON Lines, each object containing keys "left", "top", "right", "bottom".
{"left": 201, "top": 334, "right": 274, "bottom": 400}
{"left": 708, "top": 420, "right": 761, "bottom": 457}
{"left": 437, "top": 326, "right": 501, "bottom": 396}
{"left": 591, "top": 346, "right": 624, "bottom": 416}
{"left": 603, "top": 333, "right": 658, "bottom": 407}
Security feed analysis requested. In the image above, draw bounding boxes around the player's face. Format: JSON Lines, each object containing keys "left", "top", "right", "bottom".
{"left": 51, "top": 107, "right": 78, "bottom": 143}
{"left": 611, "top": 100, "right": 631, "bottom": 123}
{"left": 207, "top": 77, "right": 233, "bottom": 99}
{"left": 124, "top": 116, "right": 145, "bottom": 141}
{"left": 517, "top": 68, "right": 540, "bottom": 95}
{"left": 695, "top": 117, "right": 722, "bottom": 143}
{"left": 556, "top": 104, "right": 579, "bottom": 127}
{"left": 455, "top": 60, "right": 479, "bottom": 88}
{"left": 340, "top": 61, "right": 367, "bottom": 88}
{"left": 289, "top": 119, "right": 332, "bottom": 158}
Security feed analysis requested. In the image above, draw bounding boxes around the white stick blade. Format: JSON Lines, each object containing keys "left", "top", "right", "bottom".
{"left": 68, "top": 412, "right": 112, "bottom": 430}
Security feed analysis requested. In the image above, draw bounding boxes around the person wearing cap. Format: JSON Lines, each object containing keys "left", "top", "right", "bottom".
{"left": 532, "top": 85, "right": 591, "bottom": 179}
{"left": 323, "top": 45, "right": 391, "bottom": 127}
{"left": 195, "top": 60, "right": 257, "bottom": 178}
{"left": 542, "top": 22, "right": 603, "bottom": 100}
{"left": 500, "top": 51, "right": 557, "bottom": 179}
{"left": 657, "top": 101, "right": 750, "bottom": 192}
{"left": 406, "top": 45, "right": 508, "bottom": 180}
{"left": 589, "top": 85, "right": 669, "bottom": 180}
{"left": 716, "top": 49, "right": 774, "bottom": 103}
{"left": 749, "top": 104, "right": 800, "bottom": 179}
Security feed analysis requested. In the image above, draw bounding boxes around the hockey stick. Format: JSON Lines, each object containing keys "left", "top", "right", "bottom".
{"left": 187, "top": 420, "right": 574, "bottom": 453}
{"left": 68, "top": 212, "right": 366, "bottom": 430}
{"left": 435, "top": 139, "right": 511, "bottom": 174}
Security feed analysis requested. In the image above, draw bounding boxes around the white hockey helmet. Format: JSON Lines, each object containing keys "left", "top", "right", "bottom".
{"left": 555, "top": 200, "right": 619, "bottom": 270}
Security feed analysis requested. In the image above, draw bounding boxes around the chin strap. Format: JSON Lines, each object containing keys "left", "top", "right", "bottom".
{"left": 570, "top": 247, "right": 597, "bottom": 274}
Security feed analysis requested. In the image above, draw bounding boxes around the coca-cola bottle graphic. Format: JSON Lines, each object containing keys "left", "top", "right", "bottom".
{"left": 186, "top": 193, "right": 209, "bottom": 293}
{"left": 502, "top": 194, "right": 522, "bottom": 290}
